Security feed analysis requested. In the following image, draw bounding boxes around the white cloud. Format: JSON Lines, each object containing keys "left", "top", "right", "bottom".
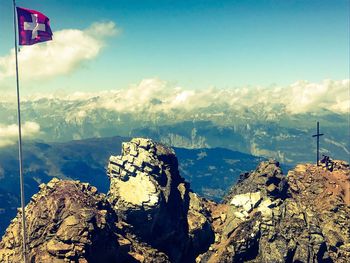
{"left": 0, "top": 122, "right": 41, "bottom": 147}
{"left": 85, "top": 21, "right": 119, "bottom": 38}
{"left": 0, "top": 78, "right": 348, "bottom": 115}
{"left": 284, "top": 79, "right": 350, "bottom": 114}
{"left": 0, "top": 21, "right": 118, "bottom": 80}
{"left": 65, "top": 78, "right": 348, "bottom": 115}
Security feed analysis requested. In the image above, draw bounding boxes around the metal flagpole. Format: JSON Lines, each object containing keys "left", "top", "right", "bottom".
{"left": 12, "top": 0, "right": 28, "bottom": 262}
{"left": 316, "top": 121, "right": 320, "bottom": 165}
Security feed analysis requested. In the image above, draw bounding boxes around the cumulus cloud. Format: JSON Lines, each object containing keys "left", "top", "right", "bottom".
{"left": 1, "top": 78, "right": 348, "bottom": 115}
{"left": 57, "top": 78, "right": 348, "bottom": 115}
{"left": 284, "top": 80, "right": 350, "bottom": 114}
{"left": 0, "top": 21, "right": 118, "bottom": 80}
{"left": 0, "top": 122, "right": 41, "bottom": 147}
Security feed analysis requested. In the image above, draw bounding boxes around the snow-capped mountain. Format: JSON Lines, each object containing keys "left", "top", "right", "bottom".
{"left": 0, "top": 78, "right": 348, "bottom": 164}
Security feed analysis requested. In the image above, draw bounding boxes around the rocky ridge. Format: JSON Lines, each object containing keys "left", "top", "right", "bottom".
{"left": 198, "top": 159, "right": 350, "bottom": 263}
{"left": 0, "top": 179, "right": 170, "bottom": 263}
{"left": 0, "top": 138, "right": 349, "bottom": 263}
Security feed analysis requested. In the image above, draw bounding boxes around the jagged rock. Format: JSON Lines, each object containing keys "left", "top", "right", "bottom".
{"left": 286, "top": 162, "right": 350, "bottom": 262}
{"left": 1, "top": 138, "right": 349, "bottom": 263}
{"left": 107, "top": 138, "right": 188, "bottom": 261}
{"left": 0, "top": 179, "right": 120, "bottom": 263}
{"left": 0, "top": 138, "right": 214, "bottom": 263}
{"left": 116, "top": 230, "right": 170, "bottom": 263}
{"left": 107, "top": 138, "right": 213, "bottom": 262}
{"left": 223, "top": 159, "right": 288, "bottom": 203}
{"left": 198, "top": 159, "right": 350, "bottom": 263}
{"left": 197, "top": 160, "right": 289, "bottom": 262}
{"left": 186, "top": 191, "right": 215, "bottom": 256}
{"left": 0, "top": 179, "right": 170, "bottom": 263}
{"left": 230, "top": 191, "right": 262, "bottom": 213}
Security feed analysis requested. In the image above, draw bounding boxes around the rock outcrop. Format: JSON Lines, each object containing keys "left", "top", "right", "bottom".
{"left": 198, "top": 158, "right": 350, "bottom": 263}
{"left": 287, "top": 160, "right": 350, "bottom": 262}
{"left": 0, "top": 139, "right": 349, "bottom": 263}
{"left": 223, "top": 159, "right": 288, "bottom": 202}
{"left": 0, "top": 179, "right": 120, "bottom": 262}
{"left": 107, "top": 138, "right": 213, "bottom": 261}
{"left": 0, "top": 178, "right": 170, "bottom": 263}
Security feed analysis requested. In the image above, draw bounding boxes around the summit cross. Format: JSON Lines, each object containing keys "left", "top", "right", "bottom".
{"left": 312, "top": 121, "right": 324, "bottom": 166}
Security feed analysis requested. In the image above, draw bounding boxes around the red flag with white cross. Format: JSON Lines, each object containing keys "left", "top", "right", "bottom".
{"left": 16, "top": 7, "right": 53, "bottom": 45}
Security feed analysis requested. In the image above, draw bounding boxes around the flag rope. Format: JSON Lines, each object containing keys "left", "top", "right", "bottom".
{"left": 12, "top": 0, "right": 28, "bottom": 262}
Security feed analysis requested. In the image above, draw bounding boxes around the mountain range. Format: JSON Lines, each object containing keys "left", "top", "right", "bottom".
{"left": 0, "top": 80, "right": 348, "bottom": 165}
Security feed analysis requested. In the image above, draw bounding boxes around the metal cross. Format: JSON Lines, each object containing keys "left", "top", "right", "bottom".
{"left": 312, "top": 121, "right": 324, "bottom": 166}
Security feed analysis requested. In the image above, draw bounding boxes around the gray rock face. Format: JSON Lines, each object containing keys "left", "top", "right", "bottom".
{"left": 107, "top": 138, "right": 213, "bottom": 262}
{"left": 0, "top": 179, "right": 120, "bottom": 263}
{"left": 0, "top": 179, "right": 165, "bottom": 263}
{"left": 107, "top": 138, "right": 182, "bottom": 210}
{"left": 0, "top": 178, "right": 171, "bottom": 263}
{"left": 186, "top": 191, "right": 215, "bottom": 256}
{"left": 223, "top": 159, "right": 288, "bottom": 203}
{"left": 198, "top": 159, "right": 350, "bottom": 263}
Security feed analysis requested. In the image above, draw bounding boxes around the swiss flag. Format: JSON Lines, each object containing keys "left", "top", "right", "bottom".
{"left": 16, "top": 7, "right": 53, "bottom": 45}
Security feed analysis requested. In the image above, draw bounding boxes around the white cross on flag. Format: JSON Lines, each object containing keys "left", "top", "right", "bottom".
{"left": 16, "top": 6, "right": 52, "bottom": 45}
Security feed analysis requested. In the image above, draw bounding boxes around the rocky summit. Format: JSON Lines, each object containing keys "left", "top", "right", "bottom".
{"left": 0, "top": 138, "right": 349, "bottom": 263}
{"left": 198, "top": 159, "right": 350, "bottom": 263}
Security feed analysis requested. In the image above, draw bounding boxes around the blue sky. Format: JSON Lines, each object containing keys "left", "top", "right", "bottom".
{"left": 0, "top": 0, "right": 348, "bottom": 93}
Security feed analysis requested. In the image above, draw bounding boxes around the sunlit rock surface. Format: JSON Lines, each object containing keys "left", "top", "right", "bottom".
{"left": 0, "top": 137, "right": 349, "bottom": 263}
{"left": 107, "top": 138, "right": 213, "bottom": 262}
{"left": 197, "top": 158, "right": 350, "bottom": 263}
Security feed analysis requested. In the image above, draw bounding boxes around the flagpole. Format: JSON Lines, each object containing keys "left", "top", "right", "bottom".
{"left": 12, "top": 0, "right": 28, "bottom": 262}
